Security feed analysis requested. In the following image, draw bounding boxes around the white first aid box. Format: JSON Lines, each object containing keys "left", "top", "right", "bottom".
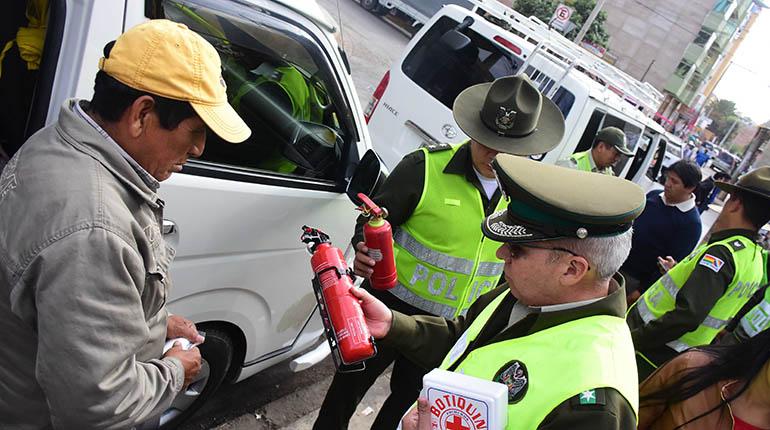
{"left": 421, "top": 368, "right": 508, "bottom": 430}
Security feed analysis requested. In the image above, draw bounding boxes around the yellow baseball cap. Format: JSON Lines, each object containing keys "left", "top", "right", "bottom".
{"left": 99, "top": 19, "right": 251, "bottom": 143}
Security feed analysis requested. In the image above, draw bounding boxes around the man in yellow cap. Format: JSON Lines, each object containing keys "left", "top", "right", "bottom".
{"left": 354, "top": 154, "right": 646, "bottom": 430}
{"left": 314, "top": 75, "right": 565, "bottom": 429}
{"left": 0, "top": 20, "right": 250, "bottom": 429}
{"left": 558, "top": 126, "right": 634, "bottom": 175}
{"left": 628, "top": 167, "right": 770, "bottom": 380}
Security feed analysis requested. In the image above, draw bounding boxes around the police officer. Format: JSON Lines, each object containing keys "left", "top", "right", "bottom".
{"left": 628, "top": 167, "right": 770, "bottom": 380}
{"left": 313, "top": 75, "right": 565, "bottom": 430}
{"left": 355, "top": 154, "right": 646, "bottom": 430}
{"left": 558, "top": 127, "right": 633, "bottom": 175}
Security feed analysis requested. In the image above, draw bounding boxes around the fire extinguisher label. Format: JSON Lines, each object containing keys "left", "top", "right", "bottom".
{"left": 368, "top": 249, "right": 383, "bottom": 262}
{"left": 347, "top": 316, "right": 367, "bottom": 345}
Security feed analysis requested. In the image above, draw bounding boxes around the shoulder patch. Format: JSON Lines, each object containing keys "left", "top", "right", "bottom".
{"left": 422, "top": 142, "right": 452, "bottom": 152}
{"left": 699, "top": 253, "right": 725, "bottom": 273}
{"left": 493, "top": 360, "right": 529, "bottom": 404}
{"left": 728, "top": 239, "right": 746, "bottom": 251}
{"left": 570, "top": 388, "right": 607, "bottom": 408}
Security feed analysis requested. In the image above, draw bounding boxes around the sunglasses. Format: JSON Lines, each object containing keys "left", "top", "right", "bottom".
{"left": 505, "top": 242, "right": 591, "bottom": 270}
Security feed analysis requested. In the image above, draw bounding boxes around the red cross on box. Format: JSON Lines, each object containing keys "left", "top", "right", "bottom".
{"left": 446, "top": 415, "right": 470, "bottom": 430}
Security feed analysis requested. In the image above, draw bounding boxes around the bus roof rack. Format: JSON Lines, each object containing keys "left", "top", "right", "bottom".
{"left": 468, "top": 0, "right": 663, "bottom": 117}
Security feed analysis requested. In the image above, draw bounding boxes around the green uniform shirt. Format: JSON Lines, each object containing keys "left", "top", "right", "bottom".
{"left": 381, "top": 276, "right": 636, "bottom": 430}
{"left": 627, "top": 229, "right": 757, "bottom": 365}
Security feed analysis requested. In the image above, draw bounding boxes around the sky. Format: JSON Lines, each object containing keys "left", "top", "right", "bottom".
{"left": 713, "top": 7, "right": 770, "bottom": 124}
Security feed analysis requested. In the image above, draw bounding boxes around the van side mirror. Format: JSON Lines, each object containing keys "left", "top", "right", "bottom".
{"left": 346, "top": 149, "right": 388, "bottom": 205}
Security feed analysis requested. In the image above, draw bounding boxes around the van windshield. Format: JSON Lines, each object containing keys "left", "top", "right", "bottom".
{"left": 402, "top": 16, "right": 524, "bottom": 110}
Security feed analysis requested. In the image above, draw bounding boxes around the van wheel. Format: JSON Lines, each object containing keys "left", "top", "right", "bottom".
{"left": 360, "top": 0, "right": 382, "bottom": 13}
{"left": 158, "top": 327, "right": 233, "bottom": 429}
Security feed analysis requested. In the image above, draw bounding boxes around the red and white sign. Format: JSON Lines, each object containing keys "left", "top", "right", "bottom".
{"left": 550, "top": 4, "right": 574, "bottom": 32}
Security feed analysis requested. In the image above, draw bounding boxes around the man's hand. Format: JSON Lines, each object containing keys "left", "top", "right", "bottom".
{"left": 167, "top": 314, "right": 205, "bottom": 344}
{"left": 353, "top": 241, "right": 376, "bottom": 278}
{"left": 657, "top": 256, "right": 677, "bottom": 273}
{"left": 349, "top": 286, "right": 393, "bottom": 339}
{"left": 401, "top": 398, "right": 431, "bottom": 430}
{"left": 164, "top": 342, "right": 202, "bottom": 387}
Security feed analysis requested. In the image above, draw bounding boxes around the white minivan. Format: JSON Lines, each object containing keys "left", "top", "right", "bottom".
{"left": 1, "top": 0, "right": 377, "bottom": 426}
{"left": 365, "top": 1, "right": 660, "bottom": 180}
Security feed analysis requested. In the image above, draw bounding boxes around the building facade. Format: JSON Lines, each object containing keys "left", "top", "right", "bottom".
{"left": 602, "top": 0, "right": 762, "bottom": 134}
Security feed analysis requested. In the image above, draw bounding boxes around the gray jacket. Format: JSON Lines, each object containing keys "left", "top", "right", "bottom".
{"left": 0, "top": 100, "right": 184, "bottom": 429}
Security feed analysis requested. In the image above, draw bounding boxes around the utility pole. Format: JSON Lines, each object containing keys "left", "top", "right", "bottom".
{"left": 734, "top": 126, "right": 770, "bottom": 177}
{"left": 573, "top": 0, "right": 607, "bottom": 44}
{"left": 717, "top": 118, "right": 739, "bottom": 148}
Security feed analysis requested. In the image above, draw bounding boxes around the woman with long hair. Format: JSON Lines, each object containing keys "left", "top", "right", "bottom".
{"left": 638, "top": 329, "right": 770, "bottom": 429}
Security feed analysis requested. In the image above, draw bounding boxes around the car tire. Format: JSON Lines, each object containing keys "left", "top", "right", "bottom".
{"left": 360, "top": 0, "right": 382, "bottom": 13}
{"left": 158, "top": 327, "right": 233, "bottom": 429}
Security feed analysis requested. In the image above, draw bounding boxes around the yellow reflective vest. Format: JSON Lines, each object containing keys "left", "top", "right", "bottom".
{"left": 390, "top": 144, "right": 506, "bottom": 319}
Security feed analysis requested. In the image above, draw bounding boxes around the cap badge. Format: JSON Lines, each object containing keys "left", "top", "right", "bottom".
{"left": 494, "top": 360, "right": 529, "bottom": 404}
{"left": 495, "top": 106, "right": 517, "bottom": 134}
{"left": 576, "top": 228, "right": 588, "bottom": 239}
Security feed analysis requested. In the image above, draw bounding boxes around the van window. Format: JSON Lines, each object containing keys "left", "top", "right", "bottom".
{"left": 155, "top": 0, "right": 354, "bottom": 183}
{"left": 401, "top": 16, "right": 523, "bottom": 109}
{"left": 0, "top": 1, "right": 52, "bottom": 166}
{"left": 522, "top": 66, "right": 575, "bottom": 118}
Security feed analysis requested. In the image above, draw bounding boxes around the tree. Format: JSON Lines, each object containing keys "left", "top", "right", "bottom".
{"left": 513, "top": 0, "right": 611, "bottom": 48}
{"left": 706, "top": 98, "right": 740, "bottom": 142}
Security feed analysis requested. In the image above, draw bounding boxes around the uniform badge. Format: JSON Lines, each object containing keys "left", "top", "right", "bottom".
{"left": 699, "top": 254, "right": 725, "bottom": 273}
{"left": 495, "top": 107, "right": 517, "bottom": 133}
{"left": 493, "top": 360, "right": 528, "bottom": 404}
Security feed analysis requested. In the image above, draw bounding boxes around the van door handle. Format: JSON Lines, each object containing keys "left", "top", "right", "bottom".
{"left": 404, "top": 120, "right": 443, "bottom": 146}
{"left": 162, "top": 220, "right": 176, "bottom": 235}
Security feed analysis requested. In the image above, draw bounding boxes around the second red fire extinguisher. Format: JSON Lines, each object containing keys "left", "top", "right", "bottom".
{"left": 357, "top": 193, "right": 397, "bottom": 290}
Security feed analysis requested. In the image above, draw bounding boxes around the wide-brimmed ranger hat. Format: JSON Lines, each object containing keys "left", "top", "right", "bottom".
{"left": 453, "top": 74, "right": 565, "bottom": 156}
{"left": 482, "top": 154, "right": 646, "bottom": 243}
{"left": 99, "top": 19, "right": 251, "bottom": 143}
{"left": 596, "top": 126, "right": 634, "bottom": 156}
{"left": 716, "top": 166, "right": 770, "bottom": 200}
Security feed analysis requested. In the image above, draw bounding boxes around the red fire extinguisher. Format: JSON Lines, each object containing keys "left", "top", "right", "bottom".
{"left": 301, "top": 226, "right": 376, "bottom": 371}
{"left": 357, "top": 193, "right": 398, "bottom": 290}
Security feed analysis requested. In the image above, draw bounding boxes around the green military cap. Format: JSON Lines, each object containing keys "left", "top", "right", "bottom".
{"left": 596, "top": 127, "right": 633, "bottom": 156}
{"left": 716, "top": 166, "right": 770, "bottom": 200}
{"left": 482, "top": 154, "right": 646, "bottom": 242}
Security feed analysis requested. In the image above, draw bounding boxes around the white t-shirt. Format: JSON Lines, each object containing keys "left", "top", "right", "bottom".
{"left": 474, "top": 168, "right": 499, "bottom": 200}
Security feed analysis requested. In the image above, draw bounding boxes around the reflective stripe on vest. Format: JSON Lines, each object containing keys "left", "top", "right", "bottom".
{"left": 440, "top": 290, "right": 639, "bottom": 429}
{"left": 740, "top": 288, "right": 770, "bottom": 338}
{"left": 633, "top": 235, "right": 764, "bottom": 353}
{"left": 391, "top": 144, "right": 507, "bottom": 318}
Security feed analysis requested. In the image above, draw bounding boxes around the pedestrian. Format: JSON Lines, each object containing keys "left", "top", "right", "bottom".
{"left": 357, "top": 153, "right": 646, "bottom": 429}
{"left": 638, "top": 329, "right": 770, "bottom": 429}
{"left": 313, "top": 74, "right": 565, "bottom": 430}
{"left": 695, "top": 147, "right": 710, "bottom": 167}
{"left": 627, "top": 167, "right": 770, "bottom": 381}
{"left": 556, "top": 126, "right": 634, "bottom": 175}
{"left": 0, "top": 20, "right": 250, "bottom": 429}
{"left": 621, "top": 160, "right": 702, "bottom": 301}
{"left": 695, "top": 172, "right": 731, "bottom": 213}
